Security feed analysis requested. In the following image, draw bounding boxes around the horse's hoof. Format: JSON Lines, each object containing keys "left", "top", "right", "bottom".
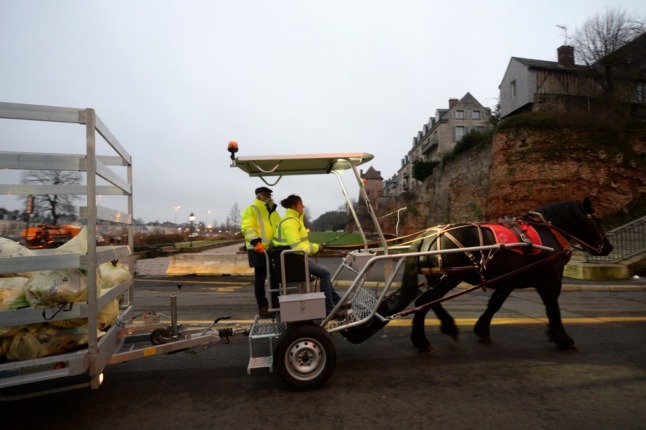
{"left": 417, "top": 345, "right": 434, "bottom": 354}
{"left": 477, "top": 336, "right": 492, "bottom": 344}
{"left": 557, "top": 342, "right": 576, "bottom": 351}
{"left": 412, "top": 337, "right": 433, "bottom": 353}
{"left": 440, "top": 325, "right": 459, "bottom": 341}
{"left": 474, "top": 322, "right": 490, "bottom": 341}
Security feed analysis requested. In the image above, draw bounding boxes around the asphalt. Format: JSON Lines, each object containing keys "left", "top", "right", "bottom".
{"left": 134, "top": 243, "right": 646, "bottom": 291}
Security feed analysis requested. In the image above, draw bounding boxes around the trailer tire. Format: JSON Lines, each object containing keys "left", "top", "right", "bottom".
{"left": 274, "top": 323, "right": 336, "bottom": 390}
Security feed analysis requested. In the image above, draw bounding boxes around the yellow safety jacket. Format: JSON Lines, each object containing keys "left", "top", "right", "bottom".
{"left": 273, "top": 208, "right": 320, "bottom": 255}
{"left": 241, "top": 199, "right": 280, "bottom": 249}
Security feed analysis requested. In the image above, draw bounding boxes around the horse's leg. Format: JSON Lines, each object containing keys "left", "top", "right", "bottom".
{"left": 411, "top": 275, "right": 461, "bottom": 353}
{"left": 431, "top": 302, "right": 459, "bottom": 341}
{"left": 535, "top": 280, "right": 575, "bottom": 350}
{"left": 474, "top": 286, "right": 513, "bottom": 344}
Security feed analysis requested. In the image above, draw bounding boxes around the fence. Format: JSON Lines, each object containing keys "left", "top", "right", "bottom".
{"left": 585, "top": 215, "right": 646, "bottom": 263}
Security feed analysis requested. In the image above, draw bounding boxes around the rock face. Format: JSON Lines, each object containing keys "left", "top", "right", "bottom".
{"left": 376, "top": 128, "right": 646, "bottom": 235}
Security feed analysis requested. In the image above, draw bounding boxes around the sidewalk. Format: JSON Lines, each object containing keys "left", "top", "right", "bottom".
{"left": 135, "top": 243, "right": 242, "bottom": 276}
{"left": 134, "top": 245, "right": 646, "bottom": 291}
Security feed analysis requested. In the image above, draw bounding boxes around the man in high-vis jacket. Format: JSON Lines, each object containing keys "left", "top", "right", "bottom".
{"left": 241, "top": 186, "right": 281, "bottom": 317}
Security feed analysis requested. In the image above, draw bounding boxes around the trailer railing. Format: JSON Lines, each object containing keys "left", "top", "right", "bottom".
{"left": 0, "top": 102, "right": 134, "bottom": 395}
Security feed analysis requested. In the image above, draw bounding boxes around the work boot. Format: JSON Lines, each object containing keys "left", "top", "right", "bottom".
{"left": 258, "top": 305, "right": 276, "bottom": 319}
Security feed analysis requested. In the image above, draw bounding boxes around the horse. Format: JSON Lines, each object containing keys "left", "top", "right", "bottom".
{"left": 392, "top": 198, "right": 613, "bottom": 353}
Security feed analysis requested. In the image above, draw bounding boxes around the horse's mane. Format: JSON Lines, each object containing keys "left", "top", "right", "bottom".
{"left": 531, "top": 200, "right": 584, "bottom": 221}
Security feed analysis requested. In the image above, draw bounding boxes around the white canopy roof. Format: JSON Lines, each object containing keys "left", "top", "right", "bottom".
{"left": 232, "top": 152, "right": 374, "bottom": 177}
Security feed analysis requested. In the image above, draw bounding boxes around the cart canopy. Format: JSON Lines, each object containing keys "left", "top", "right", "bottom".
{"left": 232, "top": 153, "right": 374, "bottom": 177}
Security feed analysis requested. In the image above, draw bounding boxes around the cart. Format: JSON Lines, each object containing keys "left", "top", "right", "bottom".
{"left": 230, "top": 148, "right": 554, "bottom": 390}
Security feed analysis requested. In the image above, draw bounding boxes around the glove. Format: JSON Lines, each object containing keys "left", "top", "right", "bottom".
{"left": 317, "top": 244, "right": 325, "bottom": 253}
{"left": 254, "top": 242, "right": 265, "bottom": 253}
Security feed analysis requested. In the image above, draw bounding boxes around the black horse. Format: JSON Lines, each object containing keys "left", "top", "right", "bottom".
{"left": 391, "top": 198, "right": 613, "bottom": 353}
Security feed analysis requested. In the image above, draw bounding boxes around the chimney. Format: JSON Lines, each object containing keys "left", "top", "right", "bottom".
{"left": 448, "top": 98, "right": 458, "bottom": 109}
{"left": 557, "top": 45, "right": 575, "bottom": 68}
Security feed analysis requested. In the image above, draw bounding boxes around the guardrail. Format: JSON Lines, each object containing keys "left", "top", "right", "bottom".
{"left": 585, "top": 215, "right": 646, "bottom": 263}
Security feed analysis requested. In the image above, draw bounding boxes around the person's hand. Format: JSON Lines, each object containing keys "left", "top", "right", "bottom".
{"left": 318, "top": 244, "right": 326, "bottom": 253}
{"left": 254, "top": 242, "right": 265, "bottom": 253}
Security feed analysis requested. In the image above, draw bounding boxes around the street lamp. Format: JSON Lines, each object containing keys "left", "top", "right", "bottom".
{"left": 188, "top": 213, "right": 195, "bottom": 248}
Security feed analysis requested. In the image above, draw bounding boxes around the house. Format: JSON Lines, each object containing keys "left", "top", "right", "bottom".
{"left": 384, "top": 93, "right": 491, "bottom": 196}
{"left": 499, "top": 34, "right": 646, "bottom": 119}
{"left": 359, "top": 166, "right": 383, "bottom": 203}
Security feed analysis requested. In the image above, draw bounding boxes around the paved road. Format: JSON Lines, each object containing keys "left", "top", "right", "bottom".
{"left": 2, "top": 290, "right": 645, "bottom": 430}
{"left": 1, "top": 247, "right": 644, "bottom": 429}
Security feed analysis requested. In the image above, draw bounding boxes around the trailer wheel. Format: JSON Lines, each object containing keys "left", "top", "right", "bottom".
{"left": 274, "top": 323, "right": 336, "bottom": 390}
{"left": 150, "top": 328, "right": 171, "bottom": 345}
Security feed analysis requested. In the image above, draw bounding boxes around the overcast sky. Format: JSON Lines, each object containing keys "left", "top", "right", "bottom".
{"left": 1, "top": 0, "right": 644, "bottom": 228}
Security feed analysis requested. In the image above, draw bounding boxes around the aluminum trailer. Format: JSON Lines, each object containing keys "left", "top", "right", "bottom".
{"left": 0, "top": 103, "right": 240, "bottom": 400}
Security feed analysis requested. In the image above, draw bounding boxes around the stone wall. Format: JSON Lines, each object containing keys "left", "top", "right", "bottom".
{"left": 380, "top": 128, "right": 646, "bottom": 234}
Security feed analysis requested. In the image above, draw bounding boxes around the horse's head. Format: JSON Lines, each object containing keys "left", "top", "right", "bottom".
{"left": 531, "top": 198, "right": 613, "bottom": 256}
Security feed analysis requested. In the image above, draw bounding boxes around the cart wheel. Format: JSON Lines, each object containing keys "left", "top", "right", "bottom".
{"left": 150, "top": 328, "right": 171, "bottom": 345}
{"left": 274, "top": 323, "right": 336, "bottom": 390}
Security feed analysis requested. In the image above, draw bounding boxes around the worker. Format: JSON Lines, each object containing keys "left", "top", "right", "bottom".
{"left": 273, "top": 194, "right": 342, "bottom": 315}
{"left": 241, "top": 186, "right": 281, "bottom": 318}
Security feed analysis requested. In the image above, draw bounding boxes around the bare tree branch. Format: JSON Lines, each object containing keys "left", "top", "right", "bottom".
{"left": 20, "top": 170, "right": 82, "bottom": 224}
{"left": 572, "top": 7, "right": 645, "bottom": 65}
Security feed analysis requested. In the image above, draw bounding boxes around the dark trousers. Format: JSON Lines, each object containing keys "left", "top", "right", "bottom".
{"left": 248, "top": 249, "right": 278, "bottom": 308}
{"left": 248, "top": 249, "right": 267, "bottom": 307}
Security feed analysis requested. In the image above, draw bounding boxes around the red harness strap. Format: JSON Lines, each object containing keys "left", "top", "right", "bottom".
{"left": 481, "top": 221, "right": 542, "bottom": 255}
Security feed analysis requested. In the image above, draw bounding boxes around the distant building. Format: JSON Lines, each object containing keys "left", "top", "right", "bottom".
{"left": 499, "top": 34, "right": 646, "bottom": 119}
{"left": 384, "top": 93, "right": 492, "bottom": 196}
{"left": 359, "top": 166, "right": 383, "bottom": 202}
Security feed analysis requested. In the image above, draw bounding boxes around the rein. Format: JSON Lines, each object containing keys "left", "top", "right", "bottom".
{"left": 324, "top": 226, "right": 447, "bottom": 250}
{"left": 387, "top": 249, "right": 571, "bottom": 320}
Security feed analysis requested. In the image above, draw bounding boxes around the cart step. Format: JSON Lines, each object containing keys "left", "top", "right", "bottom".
{"left": 248, "top": 316, "right": 287, "bottom": 339}
{"left": 247, "top": 356, "right": 273, "bottom": 374}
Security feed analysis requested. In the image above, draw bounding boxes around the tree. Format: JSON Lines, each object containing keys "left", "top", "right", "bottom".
{"left": 228, "top": 202, "right": 241, "bottom": 230}
{"left": 412, "top": 160, "right": 440, "bottom": 182}
{"left": 571, "top": 8, "right": 645, "bottom": 106}
{"left": 310, "top": 210, "right": 350, "bottom": 231}
{"left": 20, "top": 170, "right": 82, "bottom": 224}
{"left": 572, "top": 8, "right": 644, "bottom": 66}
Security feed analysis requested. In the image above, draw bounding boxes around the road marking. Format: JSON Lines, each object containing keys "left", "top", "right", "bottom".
{"left": 135, "top": 278, "right": 249, "bottom": 286}
{"left": 204, "top": 287, "right": 241, "bottom": 292}
{"left": 166, "top": 316, "right": 646, "bottom": 326}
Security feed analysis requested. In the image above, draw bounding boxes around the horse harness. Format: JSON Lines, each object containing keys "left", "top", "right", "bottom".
{"left": 418, "top": 217, "right": 573, "bottom": 286}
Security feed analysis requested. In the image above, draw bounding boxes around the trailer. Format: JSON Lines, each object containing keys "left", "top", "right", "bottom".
{"left": 0, "top": 102, "right": 241, "bottom": 400}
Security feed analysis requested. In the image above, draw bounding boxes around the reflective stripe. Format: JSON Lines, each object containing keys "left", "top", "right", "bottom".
{"left": 251, "top": 205, "right": 267, "bottom": 242}
{"left": 274, "top": 217, "right": 298, "bottom": 244}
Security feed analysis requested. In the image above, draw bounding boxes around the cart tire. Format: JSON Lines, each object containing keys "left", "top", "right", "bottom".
{"left": 274, "top": 323, "right": 336, "bottom": 390}
{"left": 150, "top": 328, "right": 171, "bottom": 345}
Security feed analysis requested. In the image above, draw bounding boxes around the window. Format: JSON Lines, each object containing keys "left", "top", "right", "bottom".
{"left": 471, "top": 110, "right": 481, "bottom": 120}
{"left": 511, "top": 80, "right": 517, "bottom": 98}
{"left": 455, "top": 110, "right": 465, "bottom": 119}
{"left": 454, "top": 126, "right": 465, "bottom": 141}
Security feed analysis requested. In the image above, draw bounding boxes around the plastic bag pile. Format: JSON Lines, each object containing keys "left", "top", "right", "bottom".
{"left": 0, "top": 230, "right": 129, "bottom": 361}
